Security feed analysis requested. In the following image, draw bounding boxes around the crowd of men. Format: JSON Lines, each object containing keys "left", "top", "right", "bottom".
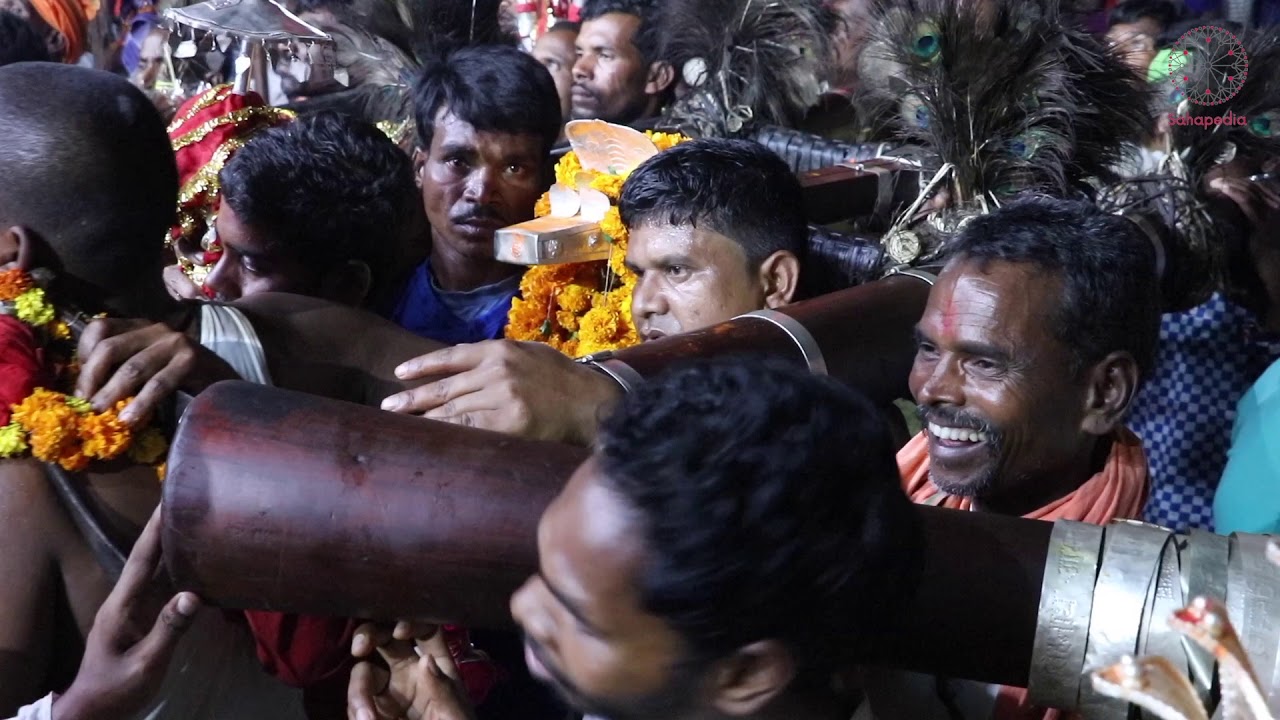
{"left": 0, "top": 0, "right": 1278, "bottom": 718}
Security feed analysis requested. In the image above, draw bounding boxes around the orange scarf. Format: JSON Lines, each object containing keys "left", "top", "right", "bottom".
{"left": 896, "top": 428, "right": 1150, "bottom": 719}
{"left": 29, "top": 0, "right": 99, "bottom": 63}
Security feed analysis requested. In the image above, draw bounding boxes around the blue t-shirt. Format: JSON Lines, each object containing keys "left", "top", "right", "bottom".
{"left": 1214, "top": 356, "right": 1280, "bottom": 534}
{"left": 390, "top": 260, "right": 521, "bottom": 344}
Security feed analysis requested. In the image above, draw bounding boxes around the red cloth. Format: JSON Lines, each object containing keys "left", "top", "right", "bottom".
{"left": 0, "top": 315, "right": 51, "bottom": 426}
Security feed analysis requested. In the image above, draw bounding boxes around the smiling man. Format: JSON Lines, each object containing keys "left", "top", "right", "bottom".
{"left": 877, "top": 197, "right": 1161, "bottom": 719}
{"left": 899, "top": 197, "right": 1157, "bottom": 521}
{"left": 391, "top": 44, "right": 562, "bottom": 344}
{"left": 382, "top": 138, "right": 807, "bottom": 443}
{"left": 570, "top": 0, "right": 674, "bottom": 128}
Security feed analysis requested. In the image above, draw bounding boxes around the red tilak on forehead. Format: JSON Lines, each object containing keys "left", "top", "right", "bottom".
{"left": 940, "top": 292, "right": 956, "bottom": 336}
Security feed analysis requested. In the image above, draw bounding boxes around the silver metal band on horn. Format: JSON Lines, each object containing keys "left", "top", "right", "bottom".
{"left": 736, "top": 310, "right": 828, "bottom": 375}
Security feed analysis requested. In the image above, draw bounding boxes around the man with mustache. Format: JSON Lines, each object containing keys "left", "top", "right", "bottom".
{"left": 881, "top": 197, "right": 1159, "bottom": 719}
{"left": 381, "top": 138, "right": 807, "bottom": 444}
{"left": 570, "top": 0, "right": 674, "bottom": 128}
{"left": 391, "top": 44, "right": 563, "bottom": 344}
{"left": 349, "top": 356, "right": 922, "bottom": 720}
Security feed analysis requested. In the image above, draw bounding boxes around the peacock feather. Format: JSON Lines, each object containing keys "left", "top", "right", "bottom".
{"left": 857, "top": 0, "right": 1152, "bottom": 207}
{"left": 656, "top": 0, "right": 837, "bottom": 138}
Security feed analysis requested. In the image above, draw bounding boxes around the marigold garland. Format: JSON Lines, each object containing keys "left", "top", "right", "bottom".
{"left": 0, "top": 268, "right": 168, "bottom": 474}
{"left": 505, "top": 131, "right": 689, "bottom": 356}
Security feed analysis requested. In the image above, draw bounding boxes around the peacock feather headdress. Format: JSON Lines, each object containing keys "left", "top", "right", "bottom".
{"left": 655, "top": 0, "right": 837, "bottom": 138}
{"left": 855, "top": 0, "right": 1152, "bottom": 265}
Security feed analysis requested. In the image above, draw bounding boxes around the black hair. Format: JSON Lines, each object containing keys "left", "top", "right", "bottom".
{"left": 947, "top": 196, "right": 1161, "bottom": 382}
{"left": 580, "top": 0, "right": 661, "bottom": 66}
{"left": 220, "top": 111, "right": 420, "bottom": 297}
{"left": 0, "top": 11, "right": 52, "bottom": 66}
{"left": 545, "top": 20, "right": 580, "bottom": 35}
{"left": 0, "top": 63, "right": 176, "bottom": 314}
{"left": 595, "top": 355, "right": 923, "bottom": 675}
{"left": 412, "top": 44, "right": 561, "bottom": 156}
{"left": 618, "top": 138, "right": 808, "bottom": 268}
{"left": 1109, "top": 0, "right": 1180, "bottom": 32}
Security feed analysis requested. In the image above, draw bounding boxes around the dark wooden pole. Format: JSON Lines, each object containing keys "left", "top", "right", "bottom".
{"left": 607, "top": 274, "right": 930, "bottom": 407}
{"left": 164, "top": 381, "right": 1050, "bottom": 688}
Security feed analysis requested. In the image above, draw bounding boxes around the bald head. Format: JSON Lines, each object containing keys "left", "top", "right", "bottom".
{"left": 0, "top": 63, "right": 177, "bottom": 316}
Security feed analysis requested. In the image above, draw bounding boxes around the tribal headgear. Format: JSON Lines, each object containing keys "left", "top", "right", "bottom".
{"left": 166, "top": 85, "right": 294, "bottom": 289}
{"left": 654, "top": 0, "right": 836, "bottom": 138}
{"left": 1098, "top": 26, "right": 1280, "bottom": 312}
{"left": 856, "top": 0, "right": 1152, "bottom": 266}
{"left": 287, "top": 0, "right": 516, "bottom": 144}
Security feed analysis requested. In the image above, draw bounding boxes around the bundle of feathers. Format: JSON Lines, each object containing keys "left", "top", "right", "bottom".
{"left": 655, "top": 0, "right": 837, "bottom": 138}
{"left": 287, "top": 0, "right": 517, "bottom": 141}
{"left": 1100, "top": 26, "right": 1280, "bottom": 312}
{"left": 855, "top": 0, "right": 1152, "bottom": 263}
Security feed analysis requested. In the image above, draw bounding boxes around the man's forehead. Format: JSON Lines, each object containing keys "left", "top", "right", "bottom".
{"left": 429, "top": 110, "right": 543, "bottom": 154}
{"left": 579, "top": 13, "right": 640, "bottom": 47}
{"left": 925, "top": 259, "right": 1059, "bottom": 337}
{"left": 628, "top": 222, "right": 745, "bottom": 263}
{"left": 540, "top": 461, "right": 647, "bottom": 604}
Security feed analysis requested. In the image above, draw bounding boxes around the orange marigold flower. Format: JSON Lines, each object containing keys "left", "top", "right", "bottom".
{"left": 646, "top": 131, "right": 689, "bottom": 152}
{"left": 557, "top": 284, "right": 594, "bottom": 314}
{"left": 556, "top": 310, "right": 581, "bottom": 333}
{"left": 129, "top": 427, "right": 168, "bottom": 465}
{"left": 79, "top": 408, "right": 132, "bottom": 460}
{"left": 0, "top": 268, "right": 34, "bottom": 301}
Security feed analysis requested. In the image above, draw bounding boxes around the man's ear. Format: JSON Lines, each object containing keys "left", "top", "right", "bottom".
{"left": 0, "top": 226, "right": 35, "bottom": 270}
{"left": 759, "top": 250, "right": 802, "bottom": 309}
{"left": 1080, "top": 351, "right": 1140, "bottom": 436}
{"left": 320, "top": 260, "right": 373, "bottom": 307}
{"left": 412, "top": 149, "right": 428, "bottom": 188}
{"left": 644, "top": 60, "right": 676, "bottom": 97}
{"left": 708, "top": 640, "right": 796, "bottom": 716}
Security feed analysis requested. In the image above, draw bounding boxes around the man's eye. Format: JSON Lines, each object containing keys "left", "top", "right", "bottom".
{"left": 666, "top": 265, "right": 687, "bottom": 278}
{"left": 505, "top": 164, "right": 528, "bottom": 176}
{"left": 446, "top": 157, "right": 469, "bottom": 171}
{"left": 916, "top": 341, "right": 937, "bottom": 356}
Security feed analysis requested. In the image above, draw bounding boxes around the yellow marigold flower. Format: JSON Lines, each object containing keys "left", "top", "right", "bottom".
{"left": 14, "top": 288, "right": 55, "bottom": 326}
{"left": 129, "top": 427, "right": 168, "bottom": 465}
{"left": 554, "top": 151, "right": 583, "bottom": 186}
{"left": 0, "top": 423, "right": 28, "bottom": 456}
{"left": 51, "top": 321, "right": 71, "bottom": 340}
{"left": 557, "top": 284, "right": 594, "bottom": 314}
{"left": 589, "top": 173, "right": 626, "bottom": 201}
{"left": 0, "top": 268, "right": 34, "bottom": 301}
{"left": 534, "top": 192, "right": 552, "bottom": 218}
{"left": 155, "top": 462, "right": 167, "bottom": 482}
{"left": 79, "top": 409, "right": 132, "bottom": 460}
{"left": 600, "top": 206, "right": 627, "bottom": 243}
{"left": 556, "top": 310, "right": 580, "bottom": 333}
{"left": 646, "top": 131, "right": 690, "bottom": 152}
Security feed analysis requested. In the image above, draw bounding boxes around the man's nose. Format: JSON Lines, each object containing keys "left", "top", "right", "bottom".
{"left": 572, "top": 54, "right": 593, "bottom": 82}
{"left": 629, "top": 274, "right": 666, "bottom": 323}
{"left": 202, "top": 257, "right": 237, "bottom": 302}
{"left": 915, "top": 355, "right": 964, "bottom": 408}
{"left": 462, "top": 166, "right": 498, "bottom": 205}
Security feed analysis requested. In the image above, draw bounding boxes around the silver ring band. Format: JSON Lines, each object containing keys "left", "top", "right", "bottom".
{"left": 1078, "top": 520, "right": 1172, "bottom": 719}
{"left": 736, "top": 310, "right": 828, "bottom": 375}
{"left": 1028, "top": 519, "right": 1105, "bottom": 709}
{"left": 575, "top": 352, "right": 644, "bottom": 394}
